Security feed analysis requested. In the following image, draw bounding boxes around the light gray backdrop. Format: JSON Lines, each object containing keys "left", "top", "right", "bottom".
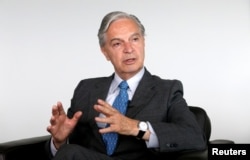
{"left": 0, "top": 0, "right": 250, "bottom": 143}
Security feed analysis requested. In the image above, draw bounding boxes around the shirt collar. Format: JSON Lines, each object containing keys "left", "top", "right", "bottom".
{"left": 110, "top": 67, "right": 145, "bottom": 94}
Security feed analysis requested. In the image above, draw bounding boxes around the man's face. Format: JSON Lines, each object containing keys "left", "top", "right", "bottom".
{"left": 101, "top": 18, "right": 145, "bottom": 80}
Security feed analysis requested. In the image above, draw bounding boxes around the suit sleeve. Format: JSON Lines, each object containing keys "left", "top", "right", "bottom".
{"left": 151, "top": 80, "right": 206, "bottom": 152}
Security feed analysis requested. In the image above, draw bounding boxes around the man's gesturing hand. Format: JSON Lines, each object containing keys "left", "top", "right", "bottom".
{"left": 47, "top": 101, "right": 82, "bottom": 149}
{"left": 94, "top": 99, "right": 139, "bottom": 136}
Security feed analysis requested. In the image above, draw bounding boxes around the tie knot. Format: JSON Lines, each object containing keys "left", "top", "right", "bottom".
{"left": 119, "top": 81, "right": 128, "bottom": 90}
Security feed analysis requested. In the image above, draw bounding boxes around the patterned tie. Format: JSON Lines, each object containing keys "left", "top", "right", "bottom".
{"left": 102, "top": 81, "right": 129, "bottom": 155}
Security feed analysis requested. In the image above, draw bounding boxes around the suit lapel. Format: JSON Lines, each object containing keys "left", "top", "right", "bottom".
{"left": 126, "top": 70, "right": 157, "bottom": 118}
{"left": 88, "top": 75, "right": 114, "bottom": 149}
{"left": 89, "top": 75, "right": 114, "bottom": 115}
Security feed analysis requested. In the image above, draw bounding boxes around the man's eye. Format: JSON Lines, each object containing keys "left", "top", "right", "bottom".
{"left": 112, "top": 43, "right": 120, "bottom": 47}
{"left": 132, "top": 37, "right": 139, "bottom": 41}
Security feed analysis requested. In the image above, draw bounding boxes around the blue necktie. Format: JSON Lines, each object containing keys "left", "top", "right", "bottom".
{"left": 102, "top": 81, "right": 129, "bottom": 155}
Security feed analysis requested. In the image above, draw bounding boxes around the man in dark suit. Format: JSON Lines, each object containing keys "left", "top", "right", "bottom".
{"left": 46, "top": 11, "right": 206, "bottom": 160}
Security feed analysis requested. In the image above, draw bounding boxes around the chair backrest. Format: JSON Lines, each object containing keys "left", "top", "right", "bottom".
{"left": 189, "top": 106, "right": 211, "bottom": 142}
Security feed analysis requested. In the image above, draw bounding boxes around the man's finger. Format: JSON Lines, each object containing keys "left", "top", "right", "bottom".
{"left": 94, "top": 104, "right": 114, "bottom": 117}
{"left": 95, "top": 116, "right": 111, "bottom": 124}
{"left": 72, "top": 111, "right": 82, "bottom": 122}
{"left": 57, "top": 101, "right": 66, "bottom": 115}
{"left": 98, "top": 126, "right": 113, "bottom": 134}
{"left": 51, "top": 101, "right": 65, "bottom": 116}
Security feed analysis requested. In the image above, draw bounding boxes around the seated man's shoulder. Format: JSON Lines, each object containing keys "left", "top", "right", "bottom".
{"left": 151, "top": 75, "right": 182, "bottom": 86}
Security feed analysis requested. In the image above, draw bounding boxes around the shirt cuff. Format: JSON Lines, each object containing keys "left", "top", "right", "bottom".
{"left": 145, "top": 121, "right": 159, "bottom": 148}
{"left": 50, "top": 138, "right": 58, "bottom": 156}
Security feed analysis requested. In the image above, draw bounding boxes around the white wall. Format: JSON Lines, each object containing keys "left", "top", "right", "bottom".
{"left": 0, "top": 0, "right": 249, "bottom": 143}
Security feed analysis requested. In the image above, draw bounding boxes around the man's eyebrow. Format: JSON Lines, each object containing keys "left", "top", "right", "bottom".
{"left": 109, "top": 38, "right": 123, "bottom": 46}
{"left": 110, "top": 38, "right": 122, "bottom": 42}
{"left": 131, "top": 33, "right": 141, "bottom": 37}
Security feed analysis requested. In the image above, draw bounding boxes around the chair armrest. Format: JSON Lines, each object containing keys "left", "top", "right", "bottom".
{"left": 175, "top": 149, "right": 208, "bottom": 160}
{"left": 0, "top": 135, "right": 50, "bottom": 160}
{"left": 175, "top": 139, "right": 234, "bottom": 160}
{"left": 209, "top": 139, "right": 235, "bottom": 144}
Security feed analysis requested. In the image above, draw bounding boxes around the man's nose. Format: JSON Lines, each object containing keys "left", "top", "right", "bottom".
{"left": 123, "top": 42, "right": 134, "bottom": 53}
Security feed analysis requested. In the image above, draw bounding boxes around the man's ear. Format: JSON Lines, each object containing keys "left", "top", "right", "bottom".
{"left": 101, "top": 47, "right": 110, "bottom": 61}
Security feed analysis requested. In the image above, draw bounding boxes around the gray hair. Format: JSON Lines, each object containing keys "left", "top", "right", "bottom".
{"left": 97, "top": 11, "right": 145, "bottom": 47}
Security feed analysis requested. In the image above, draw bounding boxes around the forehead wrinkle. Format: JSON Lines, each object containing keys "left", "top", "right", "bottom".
{"left": 110, "top": 32, "right": 141, "bottom": 43}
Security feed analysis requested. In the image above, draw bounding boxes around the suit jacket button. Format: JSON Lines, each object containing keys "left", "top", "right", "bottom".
{"left": 166, "top": 143, "right": 171, "bottom": 148}
{"left": 166, "top": 143, "right": 178, "bottom": 148}
{"left": 172, "top": 143, "right": 178, "bottom": 147}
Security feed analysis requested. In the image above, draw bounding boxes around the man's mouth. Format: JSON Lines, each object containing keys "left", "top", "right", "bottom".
{"left": 124, "top": 58, "right": 136, "bottom": 64}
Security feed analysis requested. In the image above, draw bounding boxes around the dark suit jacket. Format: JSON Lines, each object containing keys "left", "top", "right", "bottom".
{"left": 46, "top": 69, "right": 206, "bottom": 160}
